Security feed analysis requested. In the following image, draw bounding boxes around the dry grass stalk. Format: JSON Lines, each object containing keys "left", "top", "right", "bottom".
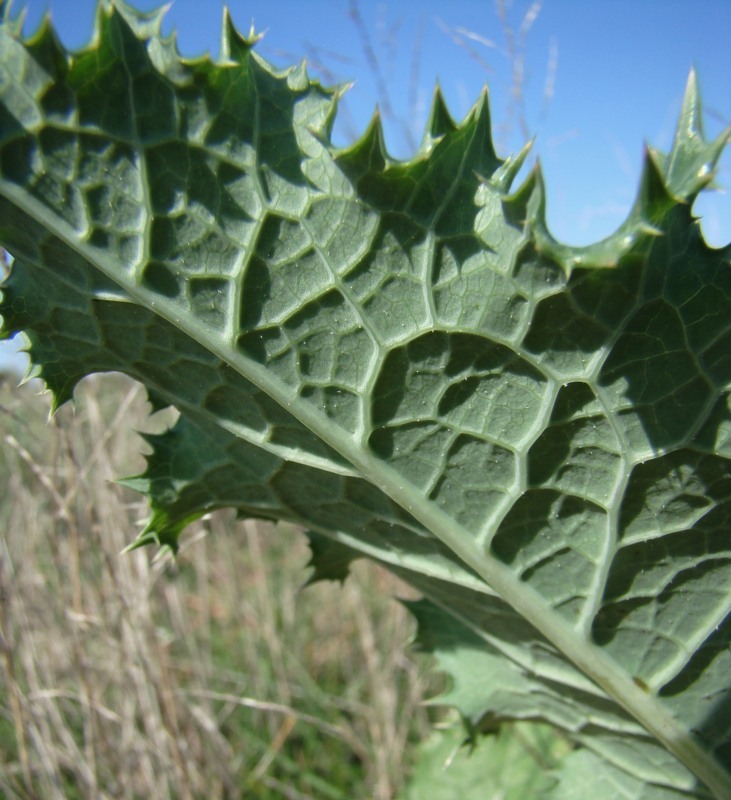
{"left": 0, "top": 375, "right": 436, "bottom": 799}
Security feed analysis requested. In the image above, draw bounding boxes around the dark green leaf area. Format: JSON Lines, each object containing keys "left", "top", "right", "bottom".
{"left": 600, "top": 298, "right": 715, "bottom": 452}
{"left": 660, "top": 620, "right": 731, "bottom": 774}
{"left": 522, "top": 291, "right": 611, "bottom": 377}
{"left": 370, "top": 331, "right": 548, "bottom": 536}
{"left": 528, "top": 381, "right": 623, "bottom": 508}
{"left": 506, "top": 242, "right": 616, "bottom": 378}
{"left": 69, "top": 4, "right": 179, "bottom": 142}
{"left": 594, "top": 452, "right": 731, "bottom": 740}
{"left": 646, "top": 221, "right": 731, "bottom": 360}
{"left": 491, "top": 490, "right": 606, "bottom": 624}
{"left": 335, "top": 91, "right": 500, "bottom": 235}
{"left": 136, "top": 414, "right": 480, "bottom": 587}
{"left": 561, "top": 258, "right": 644, "bottom": 330}
{"left": 693, "top": 394, "right": 731, "bottom": 459}
{"left": 0, "top": 0, "right": 336, "bottom": 329}
{"left": 431, "top": 235, "right": 530, "bottom": 340}
{"left": 71, "top": 7, "right": 165, "bottom": 138}
{"left": 139, "top": 416, "right": 279, "bottom": 511}
{"left": 238, "top": 284, "right": 373, "bottom": 433}
{"left": 304, "top": 530, "right": 358, "bottom": 585}
{"left": 0, "top": 207, "right": 348, "bottom": 468}
{"left": 343, "top": 214, "right": 434, "bottom": 344}
{"left": 598, "top": 212, "right": 731, "bottom": 455}
{"left": 0, "top": 19, "right": 149, "bottom": 237}
{"left": 487, "top": 384, "right": 625, "bottom": 622}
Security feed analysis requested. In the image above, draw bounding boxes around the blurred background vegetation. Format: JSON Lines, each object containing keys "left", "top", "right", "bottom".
{"left": 0, "top": 373, "right": 445, "bottom": 799}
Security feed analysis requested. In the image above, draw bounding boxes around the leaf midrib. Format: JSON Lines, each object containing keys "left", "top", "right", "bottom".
{"left": 2, "top": 172, "right": 730, "bottom": 799}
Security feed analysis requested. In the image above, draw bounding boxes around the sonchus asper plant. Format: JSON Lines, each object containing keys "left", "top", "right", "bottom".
{"left": 0, "top": 2, "right": 729, "bottom": 797}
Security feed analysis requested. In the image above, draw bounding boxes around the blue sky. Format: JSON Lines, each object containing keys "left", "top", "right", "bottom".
{"left": 1, "top": 0, "right": 730, "bottom": 372}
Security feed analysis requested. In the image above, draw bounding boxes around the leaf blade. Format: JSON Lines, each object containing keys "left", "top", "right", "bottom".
{"left": 1, "top": 3, "right": 730, "bottom": 795}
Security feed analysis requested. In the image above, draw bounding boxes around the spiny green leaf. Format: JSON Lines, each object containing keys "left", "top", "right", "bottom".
{"left": 303, "top": 530, "right": 358, "bottom": 585}
{"left": 1, "top": 3, "right": 729, "bottom": 797}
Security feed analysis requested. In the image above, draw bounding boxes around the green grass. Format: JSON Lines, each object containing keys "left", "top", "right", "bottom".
{"left": 0, "top": 371, "right": 441, "bottom": 799}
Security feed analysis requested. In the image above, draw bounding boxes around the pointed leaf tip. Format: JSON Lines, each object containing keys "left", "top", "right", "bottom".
{"left": 220, "top": 6, "right": 260, "bottom": 62}
{"left": 334, "top": 108, "right": 388, "bottom": 175}
{"left": 123, "top": 524, "right": 180, "bottom": 556}
{"left": 661, "top": 70, "right": 730, "bottom": 202}
{"left": 425, "top": 84, "right": 458, "bottom": 142}
{"left": 109, "top": 0, "right": 169, "bottom": 40}
{"left": 680, "top": 68, "right": 704, "bottom": 140}
{"left": 488, "top": 137, "right": 534, "bottom": 194}
{"left": 637, "top": 145, "right": 677, "bottom": 218}
{"left": 460, "top": 86, "right": 502, "bottom": 177}
{"left": 501, "top": 161, "right": 546, "bottom": 232}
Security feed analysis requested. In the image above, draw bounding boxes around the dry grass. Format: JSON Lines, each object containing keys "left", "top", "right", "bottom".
{"left": 0, "top": 373, "right": 437, "bottom": 799}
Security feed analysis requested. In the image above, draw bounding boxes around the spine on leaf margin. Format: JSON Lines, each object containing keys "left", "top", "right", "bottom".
{"left": 0, "top": 3, "right": 730, "bottom": 797}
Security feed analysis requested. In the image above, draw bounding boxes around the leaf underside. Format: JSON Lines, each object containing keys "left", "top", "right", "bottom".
{"left": 0, "top": 3, "right": 730, "bottom": 797}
